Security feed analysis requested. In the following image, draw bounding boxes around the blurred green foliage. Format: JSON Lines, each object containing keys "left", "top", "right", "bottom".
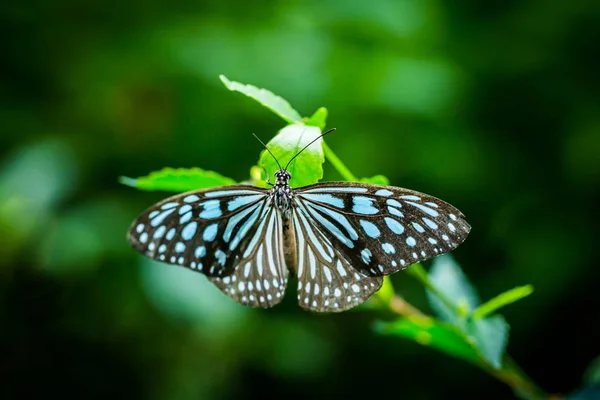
{"left": 1, "top": 0, "right": 599, "bottom": 399}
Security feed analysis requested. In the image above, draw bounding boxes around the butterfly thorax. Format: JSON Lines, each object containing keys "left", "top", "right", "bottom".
{"left": 271, "top": 170, "right": 294, "bottom": 219}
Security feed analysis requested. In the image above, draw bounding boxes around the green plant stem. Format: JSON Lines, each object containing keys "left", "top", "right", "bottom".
{"left": 384, "top": 290, "right": 548, "bottom": 399}
{"left": 322, "top": 141, "right": 358, "bottom": 181}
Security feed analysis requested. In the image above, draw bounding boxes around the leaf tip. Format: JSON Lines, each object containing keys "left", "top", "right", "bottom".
{"left": 119, "top": 176, "right": 137, "bottom": 188}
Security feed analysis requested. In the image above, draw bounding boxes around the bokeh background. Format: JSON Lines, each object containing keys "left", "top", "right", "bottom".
{"left": 2, "top": 1, "right": 600, "bottom": 399}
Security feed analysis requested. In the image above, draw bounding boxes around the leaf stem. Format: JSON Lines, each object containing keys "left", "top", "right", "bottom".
{"left": 384, "top": 292, "right": 549, "bottom": 399}
{"left": 322, "top": 141, "right": 358, "bottom": 182}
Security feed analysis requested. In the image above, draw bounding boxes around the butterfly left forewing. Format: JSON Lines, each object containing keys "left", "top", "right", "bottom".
{"left": 295, "top": 182, "right": 471, "bottom": 277}
{"left": 127, "top": 185, "right": 270, "bottom": 278}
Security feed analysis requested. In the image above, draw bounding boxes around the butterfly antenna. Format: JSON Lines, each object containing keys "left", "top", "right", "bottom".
{"left": 252, "top": 133, "right": 283, "bottom": 171}
{"left": 284, "top": 128, "right": 336, "bottom": 171}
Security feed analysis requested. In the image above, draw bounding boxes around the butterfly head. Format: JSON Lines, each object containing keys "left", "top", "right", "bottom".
{"left": 274, "top": 170, "right": 291, "bottom": 186}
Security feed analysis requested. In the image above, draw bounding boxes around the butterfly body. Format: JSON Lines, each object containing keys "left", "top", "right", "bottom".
{"left": 128, "top": 170, "right": 470, "bottom": 313}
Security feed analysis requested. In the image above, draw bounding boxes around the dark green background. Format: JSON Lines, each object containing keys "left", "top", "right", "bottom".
{"left": 2, "top": 1, "right": 599, "bottom": 399}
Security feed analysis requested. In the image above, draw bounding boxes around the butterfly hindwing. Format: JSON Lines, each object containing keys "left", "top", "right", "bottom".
{"left": 295, "top": 182, "right": 471, "bottom": 277}
{"left": 127, "top": 185, "right": 270, "bottom": 278}
{"left": 292, "top": 202, "right": 384, "bottom": 312}
{"left": 209, "top": 207, "right": 289, "bottom": 308}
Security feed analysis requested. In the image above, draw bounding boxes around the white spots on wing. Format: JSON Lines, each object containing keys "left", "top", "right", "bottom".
{"left": 412, "top": 252, "right": 418, "bottom": 259}
{"left": 360, "top": 248, "right": 372, "bottom": 264}
{"left": 382, "top": 242, "right": 396, "bottom": 254}
{"left": 412, "top": 222, "right": 425, "bottom": 233}
{"left": 391, "top": 260, "right": 397, "bottom": 267}
{"left": 166, "top": 228, "right": 176, "bottom": 240}
{"left": 336, "top": 261, "right": 348, "bottom": 277}
{"left": 442, "top": 234, "right": 450, "bottom": 241}
{"left": 359, "top": 220, "right": 381, "bottom": 239}
{"left": 406, "top": 201, "right": 440, "bottom": 217}
{"left": 301, "top": 193, "right": 345, "bottom": 208}
{"left": 170, "top": 256, "right": 176, "bottom": 263}
{"left": 175, "top": 242, "right": 186, "bottom": 252}
{"left": 323, "top": 267, "right": 333, "bottom": 283}
{"left": 150, "top": 208, "right": 175, "bottom": 227}
{"left": 406, "top": 236, "right": 417, "bottom": 247}
{"left": 194, "top": 246, "right": 206, "bottom": 258}
{"left": 153, "top": 225, "right": 166, "bottom": 239}
{"left": 334, "top": 288, "right": 342, "bottom": 297}
{"left": 202, "top": 223, "right": 219, "bottom": 242}
{"left": 178, "top": 257, "right": 185, "bottom": 265}
{"left": 181, "top": 221, "right": 197, "bottom": 240}
{"left": 158, "top": 244, "right": 167, "bottom": 253}
{"left": 352, "top": 196, "right": 378, "bottom": 215}
{"left": 136, "top": 223, "right": 144, "bottom": 233}
{"left": 384, "top": 217, "right": 405, "bottom": 234}
{"left": 449, "top": 213, "right": 457, "bottom": 220}
{"left": 428, "top": 237, "right": 438, "bottom": 244}
{"left": 448, "top": 222, "right": 456, "bottom": 232}
{"left": 314, "top": 283, "right": 320, "bottom": 295}
{"left": 238, "top": 281, "right": 245, "bottom": 292}
{"left": 400, "top": 259, "right": 406, "bottom": 266}
{"left": 351, "top": 284, "right": 360, "bottom": 293}
{"left": 377, "top": 265, "right": 384, "bottom": 272}
{"left": 190, "top": 261, "right": 196, "bottom": 269}
{"left": 421, "top": 250, "right": 426, "bottom": 257}
{"left": 425, "top": 201, "right": 439, "bottom": 208}
{"left": 422, "top": 217, "right": 438, "bottom": 230}
{"left": 375, "top": 189, "right": 394, "bottom": 197}
{"left": 200, "top": 199, "right": 222, "bottom": 219}
{"left": 139, "top": 232, "right": 148, "bottom": 243}
{"left": 305, "top": 282, "right": 311, "bottom": 294}
{"left": 183, "top": 194, "right": 200, "bottom": 203}
{"left": 243, "top": 262, "right": 251, "bottom": 278}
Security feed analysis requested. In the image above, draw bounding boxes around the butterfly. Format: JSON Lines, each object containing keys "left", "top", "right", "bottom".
{"left": 127, "top": 128, "right": 471, "bottom": 312}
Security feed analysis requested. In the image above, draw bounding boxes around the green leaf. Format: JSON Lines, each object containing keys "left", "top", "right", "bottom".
{"left": 426, "top": 255, "right": 480, "bottom": 325}
{"left": 466, "top": 315, "right": 509, "bottom": 369}
{"left": 304, "top": 107, "right": 328, "bottom": 130}
{"left": 473, "top": 285, "right": 534, "bottom": 320}
{"left": 258, "top": 124, "right": 325, "bottom": 187}
{"left": 375, "top": 316, "right": 480, "bottom": 365}
{"left": 360, "top": 175, "right": 390, "bottom": 185}
{"left": 219, "top": 75, "right": 303, "bottom": 124}
{"left": 120, "top": 167, "right": 236, "bottom": 193}
{"left": 583, "top": 356, "right": 600, "bottom": 384}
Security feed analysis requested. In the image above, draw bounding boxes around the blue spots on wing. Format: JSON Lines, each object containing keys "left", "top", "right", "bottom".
{"left": 179, "top": 211, "right": 193, "bottom": 224}
{"left": 227, "top": 195, "right": 264, "bottom": 211}
{"left": 406, "top": 236, "right": 417, "bottom": 247}
{"left": 150, "top": 208, "right": 175, "bottom": 227}
{"left": 301, "top": 193, "right": 345, "bottom": 208}
{"left": 200, "top": 199, "right": 222, "bottom": 219}
{"left": 175, "top": 242, "right": 186, "bottom": 252}
{"left": 375, "top": 189, "right": 393, "bottom": 197}
{"left": 384, "top": 217, "right": 405, "bottom": 234}
{"left": 202, "top": 223, "right": 219, "bottom": 242}
{"left": 360, "top": 248, "right": 372, "bottom": 264}
{"left": 352, "top": 196, "right": 378, "bottom": 215}
{"left": 181, "top": 221, "right": 197, "bottom": 240}
{"left": 359, "top": 220, "right": 381, "bottom": 239}
{"left": 183, "top": 194, "right": 200, "bottom": 203}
